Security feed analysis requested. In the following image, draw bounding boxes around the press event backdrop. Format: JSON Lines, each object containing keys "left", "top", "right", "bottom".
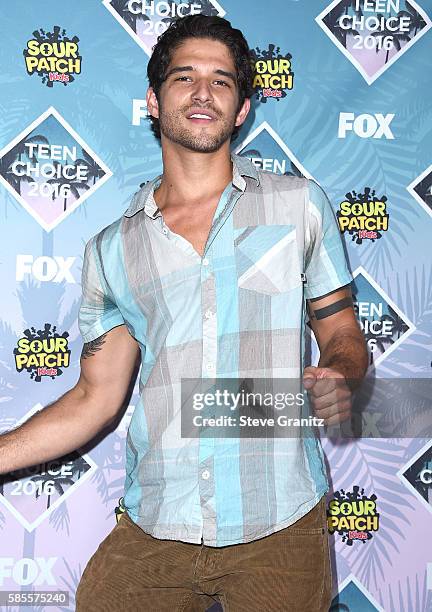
{"left": 1, "top": 1, "right": 432, "bottom": 611}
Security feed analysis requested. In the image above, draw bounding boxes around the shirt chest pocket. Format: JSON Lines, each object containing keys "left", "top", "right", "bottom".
{"left": 234, "top": 225, "right": 303, "bottom": 296}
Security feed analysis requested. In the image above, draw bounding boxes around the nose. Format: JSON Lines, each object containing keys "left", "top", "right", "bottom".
{"left": 191, "top": 78, "right": 214, "bottom": 104}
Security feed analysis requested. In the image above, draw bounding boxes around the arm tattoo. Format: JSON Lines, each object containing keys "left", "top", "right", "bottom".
{"left": 310, "top": 297, "right": 353, "bottom": 320}
{"left": 81, "top": 333, "right": 107, "bottom": 359}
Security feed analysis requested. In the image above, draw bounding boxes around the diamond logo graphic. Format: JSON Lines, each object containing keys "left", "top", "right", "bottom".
{"left": 0, "top": 106, "right": 112, "bottom": 232}
{"left": 331, "top": 575, "right": 384, "bottom": 611}
{"left": 352, "top": 266, "right": 415, "bottom": 368}
{"left": 0, "top": 404, "right": 98, "bottom": 531}
{"left": 309, "top": 266, "right": 415, "bottom": 367}
{"left": 234, "top": 121, "right": 313, "bottom": 179}
{"left": 407, "top": 163, "right": 432, "bottom": 219}
{"left": 316, "top": 0, "right": 432, "bottom": 85}
{"left": 103, "top": 0, "right": 226, "bottom": 56}
{"left": 398, "top": 439, "right": 432, "bottom": 514}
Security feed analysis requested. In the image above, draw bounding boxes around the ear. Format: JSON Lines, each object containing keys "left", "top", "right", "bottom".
{"left": 146, "top": 87, "right": 160, "bottom": 119}
{"left": 235, "top": 97, "right": 250, "bottom": 128}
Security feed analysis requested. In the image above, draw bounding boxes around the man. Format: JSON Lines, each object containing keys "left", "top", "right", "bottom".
{"left": 0, "top": 14, "right": 367, "bottom": 612}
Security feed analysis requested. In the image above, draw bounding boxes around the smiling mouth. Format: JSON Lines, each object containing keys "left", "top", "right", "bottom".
{"left": 186, "top": 112, "right": 217, "bottom": 124}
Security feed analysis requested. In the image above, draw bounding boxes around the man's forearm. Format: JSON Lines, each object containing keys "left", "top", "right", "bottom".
{"left": 318, "top": 324, "right": 368, "bottom": 388}
{"left": 0, "top": 386, "right": 114, "bottom": 475}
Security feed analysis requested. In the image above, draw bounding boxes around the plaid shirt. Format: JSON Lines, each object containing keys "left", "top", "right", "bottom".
{"left": 79, "top": 153, "right": 352, "bottom": 546}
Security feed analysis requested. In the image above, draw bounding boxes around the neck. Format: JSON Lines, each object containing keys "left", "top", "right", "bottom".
{"left": 155, "top": 140, "right": 233, "bottom": 209}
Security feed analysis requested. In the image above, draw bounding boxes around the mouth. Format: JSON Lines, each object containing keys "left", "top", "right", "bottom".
{"left": 186, "top": 110, "right": 217, "bottom": 124}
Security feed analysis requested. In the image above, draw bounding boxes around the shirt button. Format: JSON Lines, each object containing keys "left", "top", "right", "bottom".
{"left": 162, "top": 227, "right": 168, "bottom": 235}
{"left": 204, "top": 309, "right": 214, "bottom": 319}
{"left": 206, "top": 363, "right": 215, "bottom": 372}
{"left": 202, "top": 257, "right": 209, "bottom": 266}
{"left": 201, "top": 470, "right": 210, "bottom": 480}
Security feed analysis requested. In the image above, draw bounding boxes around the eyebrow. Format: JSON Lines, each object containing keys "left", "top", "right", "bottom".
{"left": 165, "top": 65, "right": 237, "bottom": 84}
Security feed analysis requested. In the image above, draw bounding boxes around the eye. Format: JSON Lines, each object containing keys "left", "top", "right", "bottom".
{"left": 175, "top": 76, "right": 191, "bottom": 82}
{"left": 215, "top": 80, "right": 229, "bottom": 87}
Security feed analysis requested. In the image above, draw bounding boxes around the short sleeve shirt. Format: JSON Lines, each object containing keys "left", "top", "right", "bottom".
{"left": 78, "top": 153, "right": 352, "bottom": 546}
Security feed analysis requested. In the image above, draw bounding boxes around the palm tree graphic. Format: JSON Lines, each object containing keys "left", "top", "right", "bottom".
{"left": 342, "top": 0, "right": 363, "bottom": 16}
{"left": 400, "top": 1, "right": 427, "bottom": 36}
{"left": 47, "top": 161, "right": 90, "bottom": 211}
{"left": 70, "top": 454, "right": 91, "bottom": 480}
{"left": 1, "top": 134, "right": 49, "bottom": 196}
{"left": 414, "top": 174, "right": 432, "bottom": 210}
{"left": 0, "top": 150, "right": 22, "bottom": 193}
{"left": 239, "top": 148, "right": 262, "bottom": 164}
{"left": 109, "top": 0, "right": 150, "bottom": 33}
{"left": 324, "top": 5, "right": 359, "bottom": 48}
{"left": 358, "top": 315, "right": 390, "bottom": 364}
{"left": 30, "top": 472, "right": 76, "bottom": 510}
{"left": 381, "top": 311, "right": 409, "bottom": 339}
{"left": 17, "top": 135, "right": 50, "bottom": 195}
{"left": 74, "top": 149, "right": 105, "bottom": 186}
{"left": 373, "top": 13, "right": 412, "bottom": 64}
{"left": 27, "top": 453, "right": 91, "bottom": 511}
{"left": 284, "top": 161, "right": 305, "bottom": 178}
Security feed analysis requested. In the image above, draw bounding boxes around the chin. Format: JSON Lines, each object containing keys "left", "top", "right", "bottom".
{"left": 169, "top": 133, "right": 227, "bottom": 153}
{"left": 185, "top": 142, "right": 224, "bottom": 154}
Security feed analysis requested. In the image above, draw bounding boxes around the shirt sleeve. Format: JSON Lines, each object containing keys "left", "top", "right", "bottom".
{"left": 78, "top": 236, "right": 125, "bottom": 343}
{"left": 304, "top": 179, "right": 353, "bottom": 300}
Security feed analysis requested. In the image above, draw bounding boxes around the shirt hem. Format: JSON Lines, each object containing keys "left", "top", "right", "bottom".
{"left": 125, "top": 487, "right": 328, "bottom": 547}
{"left": 79, "top": 317, "right": 125, "bottom": 343}
{"left": 304, "top": 275, "right": 353, "bottom": 300}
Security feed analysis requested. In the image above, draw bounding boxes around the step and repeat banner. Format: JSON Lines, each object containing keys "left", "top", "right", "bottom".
{"left": 1, "top": 1, "right": 432, "bottom": 610}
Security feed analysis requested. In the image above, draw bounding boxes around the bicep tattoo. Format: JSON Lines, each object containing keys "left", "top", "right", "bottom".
{"left": 81, "top": 333, "right": 107, "bottom": 359}
{"left": 308, "top": 296, "right": 353, "bottom": 321}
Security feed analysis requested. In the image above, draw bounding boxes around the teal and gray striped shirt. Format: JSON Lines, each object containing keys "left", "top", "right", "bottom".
{"left": 79, "top": 153, "right": 352, "bottom": 546}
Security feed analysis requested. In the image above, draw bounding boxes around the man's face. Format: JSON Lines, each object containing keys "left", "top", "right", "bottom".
{"left": 147, "top": 37, "right": 250, "bottom": 153}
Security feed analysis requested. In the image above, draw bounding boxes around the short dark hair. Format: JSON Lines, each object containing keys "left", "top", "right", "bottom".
{"left": 146, "top": 14, "right": 254, "bottom": 142}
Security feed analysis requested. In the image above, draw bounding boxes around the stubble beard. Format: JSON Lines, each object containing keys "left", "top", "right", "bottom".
{"left": 158, "top": 103, "right": 237, "bottom": 153}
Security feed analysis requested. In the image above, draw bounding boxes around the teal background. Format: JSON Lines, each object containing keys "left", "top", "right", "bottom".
{"left": 1, "top": 1, "right": 432, "bottom": 610}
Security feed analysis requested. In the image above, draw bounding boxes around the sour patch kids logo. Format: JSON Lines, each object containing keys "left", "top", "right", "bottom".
{"left": 250, "top": 44, "right": 294, "bottom": 102}
{"left": 14, "top": 324, "right": 70, "bottom": 381}
{"left": 327, "top": 486, "right": 379, "bottom": 545}
{"left": 23, "top": 26, "right": 81, "bottom": 86}
{"left": 337, "top": 187, "right": 389, "bottom": 243}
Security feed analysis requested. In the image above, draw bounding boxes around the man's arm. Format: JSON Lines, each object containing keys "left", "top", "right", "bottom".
{"left": 307, "top": 285, "right": 368, "bottom": 382}
{"left": 0, "top": 325, "right": 139, "bottom": 474}
{"left": 304, "top": 285, "right": 368, "bottom": 426}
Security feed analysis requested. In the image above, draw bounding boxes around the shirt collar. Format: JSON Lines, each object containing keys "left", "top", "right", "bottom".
{"left": 123, "top": 152, "right": 260, "bottom": 219}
